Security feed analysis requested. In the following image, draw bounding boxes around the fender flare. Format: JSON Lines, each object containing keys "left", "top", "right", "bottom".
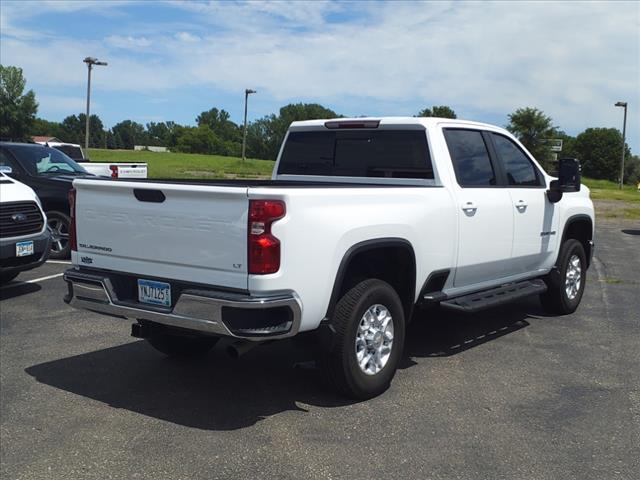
{"left": 323, "top": 237, "right": 416, "bottom": 321}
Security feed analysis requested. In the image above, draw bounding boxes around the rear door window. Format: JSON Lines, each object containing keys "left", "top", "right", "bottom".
{"left": 278, "top": 130, "right": 433, "bottom": 179}
{"left": 490, "top": 134, "right": 542, "bottom": 187}
{"left": 443, "top": 129, "right": 496, "bottom": 187}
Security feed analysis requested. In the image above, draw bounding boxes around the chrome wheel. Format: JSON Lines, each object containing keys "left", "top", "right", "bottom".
{"left": 565, "top": 254, "right": 582, "bottom": 300}
{"left": 355, "top": 304, "right": 394, "bottom": 376}
{"left": 48, "top": 217, "right": 69, "bottom": 253}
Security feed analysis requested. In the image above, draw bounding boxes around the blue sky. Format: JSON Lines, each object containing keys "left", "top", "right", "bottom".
{"left": 1, "top": 0, "right": 638, "bottom": 152}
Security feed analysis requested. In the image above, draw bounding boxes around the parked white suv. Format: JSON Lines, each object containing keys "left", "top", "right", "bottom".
{"left": 0, "top": 172, "right": 51, "bottom": 283}
{"left": 63, "top": 117, "right": 595, "bottom": 398}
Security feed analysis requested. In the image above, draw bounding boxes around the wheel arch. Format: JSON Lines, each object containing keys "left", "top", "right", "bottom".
{"left": 560, "top": 214, "right": 594, "bottom": 268}
{"left": 41, "top": 200, "right": 70, "bottom": 216}
{"left": 324, "top": 238, "right": 417, "bottom": 322}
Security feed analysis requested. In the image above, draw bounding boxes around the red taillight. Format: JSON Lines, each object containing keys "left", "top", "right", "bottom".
{"left": 68, "top": 188, "right": 77, "bottom": 252}
{"left": 248, "top": 200, "right": 285, "bottom": 274}
{"left": 109, "top": 165, "right": 118, "bottom": 178}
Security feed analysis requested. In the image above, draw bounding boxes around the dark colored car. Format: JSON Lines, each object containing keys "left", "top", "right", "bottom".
{"left": 0, "top": 142, "right": 93, "bottom": 259}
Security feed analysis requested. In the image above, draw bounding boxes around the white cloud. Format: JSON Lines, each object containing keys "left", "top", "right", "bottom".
{"left": 106, "top": 35, "right": 153, "bottom": 49}
{"left": 1, "top": 0, "right": 638, "bottom": 148}
{"left": 174, "top": 32, "right": 200, "bottom": 43}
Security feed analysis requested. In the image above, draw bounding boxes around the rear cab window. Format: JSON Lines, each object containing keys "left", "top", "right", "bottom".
{"left": 277, "top": 130, "right": 433, "bottom": 179}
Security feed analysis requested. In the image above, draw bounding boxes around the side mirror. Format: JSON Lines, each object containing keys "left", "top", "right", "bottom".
{"left": 0, "top": 165, "right": 13, "bottom": 174}
{"left": 547, "top": 180, "right": 563, "bottom": 203}
{"left": 558, "top": 157, "right": 581, "bottom": 192}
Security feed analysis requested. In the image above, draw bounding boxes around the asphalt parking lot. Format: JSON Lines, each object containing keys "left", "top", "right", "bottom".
{"left": 1, "top": 220, "right": 638, "bottom": 480}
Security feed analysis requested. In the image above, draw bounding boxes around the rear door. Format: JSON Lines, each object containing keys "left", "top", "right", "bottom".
{"left": 73, "top": 179, "right": 249, "bottom": 289}
{"left": 443, "top": 129, "right": 517, "bottom": 288}
{"left": 489, "top": 133, "right": 559, "bottom": 273}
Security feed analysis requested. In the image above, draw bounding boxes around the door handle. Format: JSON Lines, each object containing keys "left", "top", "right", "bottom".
{"left": 515, "top": 199, "right": 528, "bottom": 210}
{"left": 461, "top": 201, "right": 477, "bottom": 214}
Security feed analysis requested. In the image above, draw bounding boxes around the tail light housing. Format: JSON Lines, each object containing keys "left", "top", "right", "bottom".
{"left": 109, "top": 165, "right": 118, "bottom": 178}
{"left": 248, "top": 200, "right": 285, "bottom": 274}
{"left": 68, "top": 188, "right": 77, "bottom": 252}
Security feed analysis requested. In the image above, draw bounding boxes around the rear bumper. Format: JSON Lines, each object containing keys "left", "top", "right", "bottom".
{"left": 63, "top": 268, "right": 301, "bottom": 341}
{"left": 0, "top": 229, "right": 51, "bottom": 276}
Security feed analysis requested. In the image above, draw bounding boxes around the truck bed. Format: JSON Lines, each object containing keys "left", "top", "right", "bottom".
{"left": 82, "top": 177, "right": 431, "bottom": 188}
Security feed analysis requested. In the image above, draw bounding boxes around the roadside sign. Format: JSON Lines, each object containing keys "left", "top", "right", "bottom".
{"left": 543, "top": 139, "right": 563, "bottom": 152}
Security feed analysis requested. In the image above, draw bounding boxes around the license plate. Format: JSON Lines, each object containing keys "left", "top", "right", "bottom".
{"left": 16, "top": 241, "right": 34, "bottom": 257}
{"left": 137, "top": 279, "right": 171, "bottom": 307}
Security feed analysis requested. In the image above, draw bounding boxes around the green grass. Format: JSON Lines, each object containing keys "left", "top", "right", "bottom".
{"left": 582, "top": 178, "right": 640, "bottom": 203}
{"left": 87, "top": 148, "right": 274, "bottom": 179}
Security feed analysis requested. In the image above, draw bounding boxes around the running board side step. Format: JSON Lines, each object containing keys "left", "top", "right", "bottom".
{"left": 440, "top": 279, "right": 547, "bottom": 313}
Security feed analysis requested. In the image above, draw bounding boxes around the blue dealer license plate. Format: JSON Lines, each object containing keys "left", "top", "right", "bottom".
{"left": 16, "top": 241, "right": 34, "bottom": 257}
{"left": 137, "top": 279, "right": 171, "bottom": 307}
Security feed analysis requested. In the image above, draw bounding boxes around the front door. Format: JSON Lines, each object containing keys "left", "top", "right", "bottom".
{"left": 489, "top": 133, "right": 560, "bottom": 274}
{"left": 442, "top": 128, "right": 517, "bottom": 288}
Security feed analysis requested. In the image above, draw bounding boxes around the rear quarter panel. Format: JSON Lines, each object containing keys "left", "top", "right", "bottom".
{"left": 247, "top": 186, "right": 457, "bottom": 332}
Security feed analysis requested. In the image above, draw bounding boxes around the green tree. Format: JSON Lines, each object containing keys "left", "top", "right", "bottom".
{"left": 247, "top": 103, "right": 338, "bottom": 160}
{"left": 572, "top": 128, "right": 631, "bottom": 182}
{"left": 174, "top": 126, "right": 217, "bottom": 154}
{"left": 59, "top": 114, "right": 104, "bottom": 147}
{"left": 110, "top": 120, "right": 145, "bottom": 150}
{"left": 506, "top": 107, "right": 557, "bottom": 170}
{"left": 417, "top": 105, "right": 457, "bottom": 119}
{"left": 0, "top": 65, "right": 38, "bottom": 140}
{"left": 32, "top": 117, "right": 65, "bottom": 139}
{"left": 624, "top": 154, "right": 640, "bottom": 186}
{"left": 196, "top": 108, "right": 241, "bottom": 144}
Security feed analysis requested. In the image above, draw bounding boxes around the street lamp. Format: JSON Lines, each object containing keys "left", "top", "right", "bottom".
{"left": 242, "top": 88, "right": 256, "bottom": 162}
{"left": 83, "top": 57, "right": 107, "bottom": 151}
{"left": 614, "top": 101, "right": 628, "bottom": 190}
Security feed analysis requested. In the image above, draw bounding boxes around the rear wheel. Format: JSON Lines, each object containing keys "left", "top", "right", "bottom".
{"left": 147, "top": 333, "right": 219, "bottom": 358}
{"left": 47, "top": 211, "right": 71, "bottom": 260}
{"left": 540, "top": 239, "right": 586, "bottom": 314}
{"left": 321, "top": 279, "right": 405, "bottom": 399}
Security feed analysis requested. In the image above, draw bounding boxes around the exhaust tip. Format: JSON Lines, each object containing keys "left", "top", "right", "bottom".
{"left": 226, "top": 340, "right": 259, "bottom": 358}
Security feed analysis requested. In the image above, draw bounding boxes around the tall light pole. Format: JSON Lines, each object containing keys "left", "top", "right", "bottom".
{"left": 614, "top": 101, "right": 628, "bottom": 189}
{"left": 83, "top": 57, "right": 107, "bottom": 151}
{"left": 242, "top": 88, "right": 256, "bottom": 162}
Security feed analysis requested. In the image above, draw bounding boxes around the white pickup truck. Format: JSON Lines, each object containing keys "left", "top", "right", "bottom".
{"left": 35, "top": 141, "right": 147, "bottom": 179}
{"left": 63, "top": 117, "right": 594, "bottom": 399}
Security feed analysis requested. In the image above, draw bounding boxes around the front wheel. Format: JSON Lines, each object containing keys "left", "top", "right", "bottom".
{"left": 47, "top": 211, "right": 71, "bottom": 260}
{"left": 540, "top": 239, "right": 587, "bottom": 315}
{"left": 321, "top": 279, "right": 405, "bottom": 399}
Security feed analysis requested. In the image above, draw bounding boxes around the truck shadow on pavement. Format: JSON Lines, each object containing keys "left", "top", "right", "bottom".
{"left": 0, "top": 282, "right": 41, "bottom": 301}
{"left": 25, "top": 298, "right": 544, "bottom": 431}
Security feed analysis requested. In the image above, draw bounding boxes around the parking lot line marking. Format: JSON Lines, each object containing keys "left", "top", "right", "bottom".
{"left": 25, "top": 273, "right": 64, "bottom": 283}
{"left": 46, "top": 260, "right": 71, "bottom": 265}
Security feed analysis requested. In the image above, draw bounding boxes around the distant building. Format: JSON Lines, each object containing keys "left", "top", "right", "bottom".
{"left": 32, "top": 136, "right": 62, "bottom": 144}
{"left": 134, "top": 145, "right": 168, "bottom": 153}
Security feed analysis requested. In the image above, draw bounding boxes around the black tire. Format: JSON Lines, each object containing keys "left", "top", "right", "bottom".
{"left": 0, "top": 271, "right": 19, "bottom": 285}
{"left": 540, "top": 239, "right": 587, "bottom": 315}
{"left": 147, "top": 333, "right": 219, "bottom": 358}
{"left": 321, "top": 279, "right": 405, "bottom": 399}
{"left": 47, "top": 211, "right": 71, "bottom": 260}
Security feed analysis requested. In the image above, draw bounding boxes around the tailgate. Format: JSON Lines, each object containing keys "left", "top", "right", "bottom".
{"left": 114, "top": 164, "right": 147, "bottom": 178}
{"left": 72, "top": 179, "right": 248, "bottom": 290}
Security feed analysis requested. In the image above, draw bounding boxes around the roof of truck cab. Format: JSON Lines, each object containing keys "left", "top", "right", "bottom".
{"left": 288, "top": 117, "right": 502, "bottom": 130}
